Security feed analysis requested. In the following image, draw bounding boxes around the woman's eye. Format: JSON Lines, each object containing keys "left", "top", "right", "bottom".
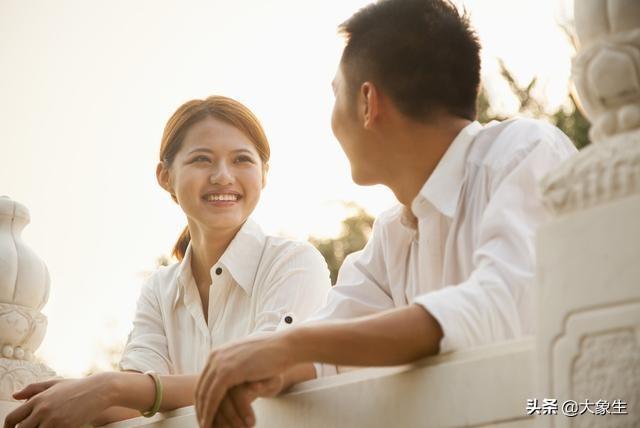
{"left": 234, "top": 155, "right": 254, "bottom": 164}
{"left": 192, "top": 155, "right": 210, "bottom": 163}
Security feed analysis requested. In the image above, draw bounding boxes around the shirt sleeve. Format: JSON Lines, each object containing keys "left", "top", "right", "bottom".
{"left": 119, "top": 275, "right": 174, "bottom": 374}
{"left": 414, "top": 138, "right": 574, "bottom": 353}
{"left": 305, "top": 216, "right": 396, "bottom": 377}
{"left": 249, "top": 242, "right": 331, "bottom": 335}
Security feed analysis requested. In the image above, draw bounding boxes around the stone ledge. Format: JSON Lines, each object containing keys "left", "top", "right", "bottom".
{"left": 104, "top": 339, "right": 534, "bottom": 428}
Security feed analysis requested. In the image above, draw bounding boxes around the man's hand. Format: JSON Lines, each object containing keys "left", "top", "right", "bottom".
{"left": 195, "top": 305, "right": 442, "bottom": 427}
{"left": 195, "top": 333, "right": 296, "bottom": 428}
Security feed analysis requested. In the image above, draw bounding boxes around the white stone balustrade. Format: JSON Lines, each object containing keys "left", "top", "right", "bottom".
{"left": 105, "top": 340, "right": 535, "bottom": 428}
{"left": 0, "top": 197, "right": 56, "bottom": 419}
{"left": 535, "top": 0, "right": 640, "bottom": 426}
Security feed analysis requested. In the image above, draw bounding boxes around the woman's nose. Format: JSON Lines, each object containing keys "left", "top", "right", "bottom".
{"left": 209, "top": 161, "right": 234, "bottom": 185}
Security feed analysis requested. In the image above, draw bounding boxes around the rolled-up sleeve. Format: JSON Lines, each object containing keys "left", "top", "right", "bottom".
{"left": 119, "top": 276, "right": 174, "bottom": 374}
{"left": 414, "top": 140, "right": 571, "bottom": 353}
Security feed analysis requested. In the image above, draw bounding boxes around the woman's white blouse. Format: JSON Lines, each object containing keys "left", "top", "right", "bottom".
{"left": 119, "top": 219, "right": 331, "bottom": 375}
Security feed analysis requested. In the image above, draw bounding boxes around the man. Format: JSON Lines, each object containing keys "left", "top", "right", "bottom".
{"left": 194, "top": 0, "right": 577, "bottom": 426}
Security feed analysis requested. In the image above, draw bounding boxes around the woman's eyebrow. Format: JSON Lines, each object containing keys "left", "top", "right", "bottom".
{"left": 187, "top": 147, "right": 214, "bottom": 155}
{"left": 231, "top": 149, "right": 255, "bottom": 155}
{"left": 186, "top": 148, "right": 256, "bottom": 156}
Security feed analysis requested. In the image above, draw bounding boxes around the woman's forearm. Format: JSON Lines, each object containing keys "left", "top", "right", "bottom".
{"left": 280, "top": 363, "right": 317, "bottom": 392}
{"left": 91, "top": 373, "right": 198, "bottom": 425}
{"left": 107, "top": 372, "right": 199, "bottom": 413}
{"left": 286, "top": 304, "right": 443, "bottom": 367}
{"left": 92, "top": 406, "right": 141, "bottom": 426}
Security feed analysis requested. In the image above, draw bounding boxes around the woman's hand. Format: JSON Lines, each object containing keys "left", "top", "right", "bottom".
{"left": 11, "top": 378, "right": 63, "bottom": 401}
{"left": 4, "top": 373, "right": 116, "bottom": 428}
{"left": 210, "top": 376, "right": 286, "bottom": 428}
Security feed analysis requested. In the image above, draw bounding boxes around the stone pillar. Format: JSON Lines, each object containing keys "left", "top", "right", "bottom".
{"left": 0, "top": 197, "right": 56, "bottom": 418}
{"left": 536, "top": 0, "right": 640, "bottom": 427}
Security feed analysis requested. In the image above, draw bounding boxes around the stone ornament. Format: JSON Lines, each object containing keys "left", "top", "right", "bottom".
{"left": 541, "top": 131, "right": 640, "bottom": 215}
{"left": 0, "top": 196, "right": 55, "bottom": 401}
{"left": 541, "top": 0, "right": 640, "bottom": 216}
{"left": 573, "top": 0, "right": 640, "bottom": 142}
{"left": 535, "top": 2, "right": 640, "bottom": 427}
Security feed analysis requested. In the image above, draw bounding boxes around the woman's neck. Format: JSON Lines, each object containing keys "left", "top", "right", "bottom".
{"left": 188, "top": 224, "right": 240, "bottom": 290}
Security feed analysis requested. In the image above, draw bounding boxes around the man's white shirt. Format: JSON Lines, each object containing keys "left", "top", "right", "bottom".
{"left": 311, "top": 118, "right": 577, "bottom": 376}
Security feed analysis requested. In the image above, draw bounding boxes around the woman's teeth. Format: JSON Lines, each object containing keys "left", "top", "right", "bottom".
{"left": 205, "top": 194, "right": 239, "bottom": 201}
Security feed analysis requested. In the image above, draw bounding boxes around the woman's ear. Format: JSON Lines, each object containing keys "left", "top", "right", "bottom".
{"left": 156, "top": 162, "right": 176, "bottom": 200}
{"left": 261, "top": 163, "right": 269, "bottom": 189}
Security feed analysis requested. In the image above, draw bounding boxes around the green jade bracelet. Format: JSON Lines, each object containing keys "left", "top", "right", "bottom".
{"left": 142, "top": 370, "right": 163, "bottom": 418}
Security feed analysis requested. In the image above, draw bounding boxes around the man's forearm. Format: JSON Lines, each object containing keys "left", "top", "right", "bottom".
{"left": 284, "top": 304, "right": 443, "bottom": 367}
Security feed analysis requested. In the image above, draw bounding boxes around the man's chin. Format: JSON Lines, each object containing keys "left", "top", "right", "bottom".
{"left": 351, "top": 169, "right": 379, "bottom": 186}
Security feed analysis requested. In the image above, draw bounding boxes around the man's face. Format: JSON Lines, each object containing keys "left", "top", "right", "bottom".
{"left": 331, "top": 64, "right": 377, "bottom": 185}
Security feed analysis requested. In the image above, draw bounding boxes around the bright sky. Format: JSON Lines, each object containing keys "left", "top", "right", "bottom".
{"left": 1, "top": 0, "right": 574, "bottom": 376}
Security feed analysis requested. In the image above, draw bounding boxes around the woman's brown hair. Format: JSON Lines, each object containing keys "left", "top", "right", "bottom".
{"left": 159, "top": 96, "right": 270, "bottom": 261}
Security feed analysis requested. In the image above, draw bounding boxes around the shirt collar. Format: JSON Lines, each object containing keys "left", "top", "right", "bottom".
{"left": 173, "top": 244, "right": 193, "bottom": 309}
{"left": 217, "top": 218, "right": 266, "bottom": 296}
{"left": 172, "top": 218, "right": 266, "bottom": 308}
{"left": 411, "top": 121, "right": 483, "bottom": 219}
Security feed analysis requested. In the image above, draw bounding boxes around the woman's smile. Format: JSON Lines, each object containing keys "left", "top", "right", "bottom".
{"left": 202, "top": 191, "right": 243, "bottom": 206}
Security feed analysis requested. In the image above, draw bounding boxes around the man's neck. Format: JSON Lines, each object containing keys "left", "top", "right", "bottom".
{"left": 381, "top": 117, "right": 471, "bottom": 207}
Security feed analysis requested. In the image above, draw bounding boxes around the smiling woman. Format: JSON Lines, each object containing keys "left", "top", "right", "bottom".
{"left": 3, "top": 96, "right": 331, "bottom": 428}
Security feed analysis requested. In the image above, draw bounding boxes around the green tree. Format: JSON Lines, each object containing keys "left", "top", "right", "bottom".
{"left": 309, "top": 203, "right": 374, "bottom": 284}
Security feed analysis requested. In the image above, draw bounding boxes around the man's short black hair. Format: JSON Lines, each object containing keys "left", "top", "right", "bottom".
{"left": 339, "top": 0, "right": 481, "bottom": 121}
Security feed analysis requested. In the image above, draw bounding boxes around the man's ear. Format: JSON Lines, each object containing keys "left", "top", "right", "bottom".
{"left": 156, "top": 162, "right": 176, "bottom": 200}
{"left": 361, "top": 81, "right": 379, "bottom": 129}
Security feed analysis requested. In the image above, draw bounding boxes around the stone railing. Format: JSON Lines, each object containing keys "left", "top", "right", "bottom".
{"left": 105, "top": 339, "right": 534, "bottom": 428}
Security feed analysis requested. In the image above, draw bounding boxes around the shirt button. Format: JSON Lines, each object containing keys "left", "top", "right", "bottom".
{"left": 284, "top": 315, "right": 293, "bottom": 324}
{"left": 215, "top": 267, "right": 222, "bottom": 275}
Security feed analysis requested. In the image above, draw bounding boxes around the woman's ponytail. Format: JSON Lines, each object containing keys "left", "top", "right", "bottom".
{"left": 172, "top": 226, "right": 191, "bottom": 261}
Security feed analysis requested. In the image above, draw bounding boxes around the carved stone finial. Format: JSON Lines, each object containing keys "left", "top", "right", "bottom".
{"left": 541, "top": 0, "right": 640, "bottom": 216}
{"left": 572, "top": 0, "right": 640, "bottom": 143}
{"left": 0, "top": 197, "right": 55, "bottom": 402}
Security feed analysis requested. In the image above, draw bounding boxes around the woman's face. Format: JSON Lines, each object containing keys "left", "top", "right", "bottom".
{"left": 161, "top": 116, "right": 264, "bottom": 235}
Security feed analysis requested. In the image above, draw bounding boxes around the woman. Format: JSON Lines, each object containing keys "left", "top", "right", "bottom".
{"left": 5, "top": 96, "right": 331, "bottom": 428}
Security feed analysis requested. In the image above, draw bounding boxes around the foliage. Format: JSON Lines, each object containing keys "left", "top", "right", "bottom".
{"left": 309, "top": 203, "right": 374, "bottom": 284}
{"left": 550, "top": 93, "right": 591, "bottom": 150}
{"left": 478, "top": 59, "right": 591, "bottom": 149}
